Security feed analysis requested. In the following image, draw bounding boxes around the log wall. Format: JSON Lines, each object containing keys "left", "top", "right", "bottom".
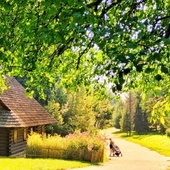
{"left": 9, "top": 128, "right": 27, "bottom": 155}
{"left": 0, "top": 128, "right": 9, "bottom": 156}
{"left": 0, "top": 125, "right": 46, "bottom": 156}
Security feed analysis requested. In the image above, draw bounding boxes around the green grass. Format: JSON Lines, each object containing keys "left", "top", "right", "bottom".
{"left": 114, "top": 132, "right": 170, "bottom": 156}
{"left": 0, "top": 158, "right": 94, "bottom": 170}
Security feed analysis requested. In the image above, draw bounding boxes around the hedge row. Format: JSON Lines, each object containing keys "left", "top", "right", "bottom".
{"left": 26, "top": 132, "right": 105, "bottom": 163}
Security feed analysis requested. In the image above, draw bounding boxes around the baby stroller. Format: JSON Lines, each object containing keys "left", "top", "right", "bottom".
{"left": 112, "top": 144, "right": 122, "bottom": 157}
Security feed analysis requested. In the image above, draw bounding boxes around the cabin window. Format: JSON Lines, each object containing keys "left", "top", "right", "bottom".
{"left": 24, "top": 128, "right": 27, "bottom": 140}
{"left": 13, "top": 129, "right": 17, "bottom": 143}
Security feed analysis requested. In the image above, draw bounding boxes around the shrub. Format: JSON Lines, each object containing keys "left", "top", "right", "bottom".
{"left": 166, "top": 128, "right": 170, "bottom": 137}
{"left": 26, "top": 132, "right": 105, "bottom": 163}
{"left": 65, "top": 132, "right": 105, "bottom": 162}
{"left": 26, "top": 133, "right": 44, "bottom": 157}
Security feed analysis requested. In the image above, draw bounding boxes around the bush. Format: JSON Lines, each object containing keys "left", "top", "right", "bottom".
{"left": 26, "top": 132, "right": 105, "bottom": 163}
{"left": 65, "top": 132, "right": 105, "bottom": 162}
{"left": 166, "top": 128, "right": 170, "bottom": 137}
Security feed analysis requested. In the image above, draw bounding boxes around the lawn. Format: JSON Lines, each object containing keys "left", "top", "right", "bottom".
{"left": 0, "top": 158, "right": 94, "bottom": 170}
{"left": 114, "top": 132, "right": 170, "bottom": 156}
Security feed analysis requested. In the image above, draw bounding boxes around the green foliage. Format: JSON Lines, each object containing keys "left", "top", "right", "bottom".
{"left": 0, "top": 75, "right": 8, "bottom": 93}
{"left": 0, "top": 0, "right": 170, "bottom": 123}
{"left": 166, "top": 128, "right": 170, "bottom": 137}
{"left": 151, "top": 96, "right": 170, "bottom": 125}
{"left": 112, "top": 90, "right": 166, "bottom": 134}
{"left": 65, "top": 132, "right": 105, "bottom": 162}
{"left": 66, "top": 86, "right": 96, "bottom": 132}
{"left": 26, "top": 132, "right": 105, "bottom": 163}
{"left": 46, "top": 123, "right": 74, "bottom": 137}
{"left": 113, "top": 114, "right": 122, "bottom": 129}
{"left": 46, "top": 101, "right": 61, "bottom": 121}
{"left": 120, "top": 113, "right": 132, "bottom": 135}
{"left": 94, "top": 98, "right": 113, "bottom": 129}
{"left": 112, "top": 99, "right": 124, "bottom": 129}
{"left": 140, "top": 89, "right": 170, "bottom": 131}
{"left": 119, "top": 92, "right": 138, "bottom": 135}
{"left": 0, "top": 1, "right": 169, "bottom": 93}
{"left": 45, "top": 85, "right": 113, "bottom": 136}
{"left": 133, "top": 93, "right": 149, "bottom": 133}
{"left": 134, "top": 107, "right": 149, "bottom": 134}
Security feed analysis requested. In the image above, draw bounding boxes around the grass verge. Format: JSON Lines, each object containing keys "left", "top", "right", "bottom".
{"left": 0, "top": 158, "right": 94, "bottom": 170}
{"left": 114, "top": 131, "right": 170, "bottom": 157}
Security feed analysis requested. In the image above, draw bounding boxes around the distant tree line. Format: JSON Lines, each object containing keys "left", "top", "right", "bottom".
{"left": 112, "top": 89, "right": 170, "bottom": 136}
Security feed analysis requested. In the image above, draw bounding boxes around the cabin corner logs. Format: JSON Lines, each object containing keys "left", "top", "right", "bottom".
{"left": 0, "top": 125, "right": 45, "bottom": 156}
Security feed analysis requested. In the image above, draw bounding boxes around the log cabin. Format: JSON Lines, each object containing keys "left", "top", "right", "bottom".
{"left": 0, "top": 76, "right": 56, "bottom": 156}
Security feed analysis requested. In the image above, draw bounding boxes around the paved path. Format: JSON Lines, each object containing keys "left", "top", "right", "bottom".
{"left": 70, "top": 129, "right": 170, "bottom": 170}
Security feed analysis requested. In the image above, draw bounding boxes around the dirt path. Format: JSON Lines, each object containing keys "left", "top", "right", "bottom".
{"left": 70, "top": 128, "right": 170, "bottom": 170}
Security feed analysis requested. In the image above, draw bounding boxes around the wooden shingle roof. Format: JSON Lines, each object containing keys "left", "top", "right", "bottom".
{"left": 0, "top": 76, "right": 56, "bottom": 127}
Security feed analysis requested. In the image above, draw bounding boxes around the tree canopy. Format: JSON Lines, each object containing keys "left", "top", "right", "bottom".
{"left": 0, "top": 0, "right": 170, "bottom": 100}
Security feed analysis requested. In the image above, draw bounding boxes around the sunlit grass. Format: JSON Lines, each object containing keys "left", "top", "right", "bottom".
{"left": 114, "top": 132, "right": 170, "bottom": 156}
{"left": 0, "top": 158, "right": 93, "bottom": 170}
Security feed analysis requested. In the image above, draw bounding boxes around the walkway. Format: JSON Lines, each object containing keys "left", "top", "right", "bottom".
{"left": 70, "top": 129, "right": 170, "bottom": 170}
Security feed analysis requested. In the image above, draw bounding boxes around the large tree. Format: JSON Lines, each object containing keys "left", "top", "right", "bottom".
{"left": 0, "top": 1, "right": 170, "bottom": 118}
